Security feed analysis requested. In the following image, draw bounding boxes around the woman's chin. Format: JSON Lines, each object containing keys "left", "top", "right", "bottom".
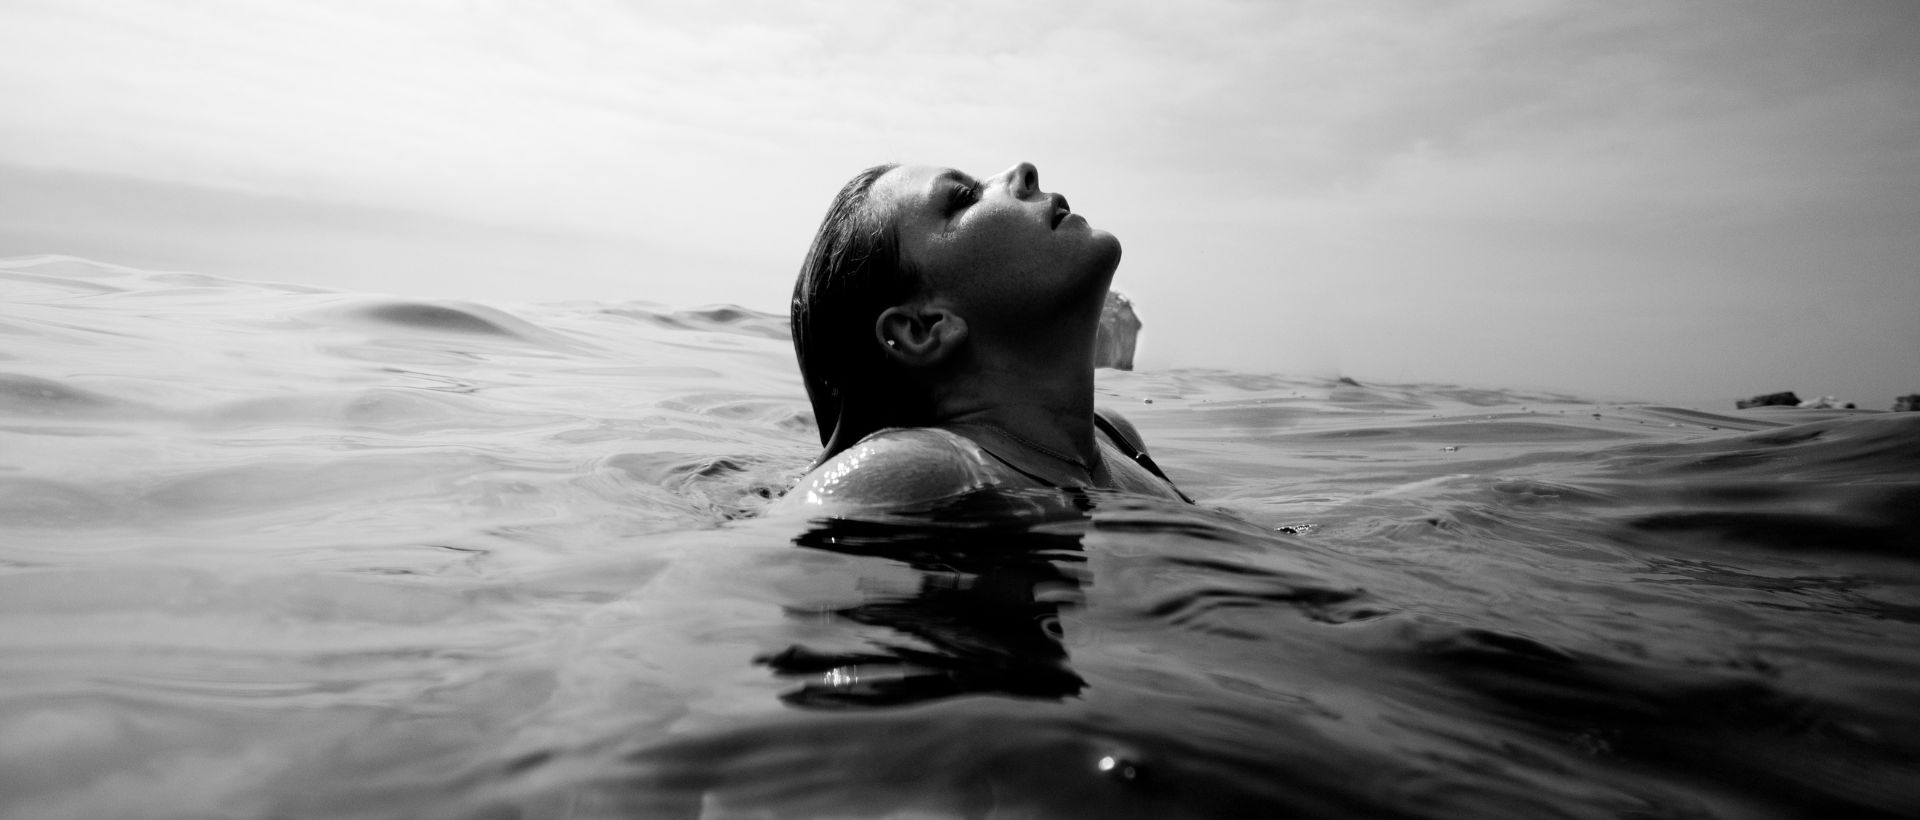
{"left": 1088, "top": 229, "right": 1122, "bottom": 273}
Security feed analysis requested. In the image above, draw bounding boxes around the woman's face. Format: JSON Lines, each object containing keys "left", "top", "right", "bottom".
{"left": 873, "top": 162, "right": 1121, "bottom": 323}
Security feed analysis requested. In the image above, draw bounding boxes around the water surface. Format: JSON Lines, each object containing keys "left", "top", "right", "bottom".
{"left": 3, "top": 256, "right": 1916, "bottom": 819}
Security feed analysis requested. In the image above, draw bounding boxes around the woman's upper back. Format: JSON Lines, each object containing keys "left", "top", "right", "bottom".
{"left": 778, "top": 412, "right": 1188, "bottom": 511}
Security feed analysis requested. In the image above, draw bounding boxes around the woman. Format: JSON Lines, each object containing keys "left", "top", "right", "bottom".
{"left": 779, "top": 161, "right": 1190, "bottom": 509}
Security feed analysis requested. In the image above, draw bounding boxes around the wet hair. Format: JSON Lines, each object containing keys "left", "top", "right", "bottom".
{"left": 791, "top": 163, "right": 930, "bottom": 463}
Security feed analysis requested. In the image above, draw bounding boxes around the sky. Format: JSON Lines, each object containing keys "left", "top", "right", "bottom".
{"left": 1, "top": 0, "right": 1915, "bottom": 407}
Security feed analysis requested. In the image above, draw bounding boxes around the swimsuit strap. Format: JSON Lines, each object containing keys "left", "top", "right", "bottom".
{"left": 1093, "top": 411, "right": 1196, "bottom": 504}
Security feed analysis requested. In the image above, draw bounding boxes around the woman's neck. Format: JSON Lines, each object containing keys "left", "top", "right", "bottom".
{"left": 932, "top": 330, "right": 1102, "bottom": 466}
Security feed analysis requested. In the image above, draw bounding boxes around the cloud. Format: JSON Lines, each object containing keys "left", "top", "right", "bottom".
{"left": 2, "top": 0, "right": 1915, "bottom": 402}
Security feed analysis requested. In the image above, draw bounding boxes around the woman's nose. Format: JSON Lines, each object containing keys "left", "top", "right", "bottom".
{"left": 1000, "top": 162, "right": 1040, "bottom": 198}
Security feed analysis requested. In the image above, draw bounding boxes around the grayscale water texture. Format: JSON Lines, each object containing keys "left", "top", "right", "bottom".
{"left": 3, "top": 257, "right": 1916, "bottom": 819}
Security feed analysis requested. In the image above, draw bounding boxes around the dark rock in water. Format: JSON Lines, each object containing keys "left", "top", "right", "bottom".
{"left": 1094, "top": 290, "right": 1140, "bottom": 371}
{"left": 1736, "top": 391, "right": 1800, "bottom": 409}
{"left": 1895, "top": 394, "right": 1920, "bottom": 412}
{"left": 1336, "top": 376, "right": 1362, "bottom": 387}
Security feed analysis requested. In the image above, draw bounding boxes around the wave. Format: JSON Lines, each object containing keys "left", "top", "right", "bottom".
{"left": 6, "top": 255, "right": 1920, "bottom": 818}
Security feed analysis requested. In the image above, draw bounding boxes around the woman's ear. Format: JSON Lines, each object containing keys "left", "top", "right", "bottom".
{"left": 877, "top": 305, "right": 967, "bottom": 367}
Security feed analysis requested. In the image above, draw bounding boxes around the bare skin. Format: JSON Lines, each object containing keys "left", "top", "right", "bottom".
{"left": 782, "top": 162, "right": 1180, "bottom": 509}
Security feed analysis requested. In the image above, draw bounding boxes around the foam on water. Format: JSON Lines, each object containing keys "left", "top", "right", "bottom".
{"left": 3, "top": 256, "right": 1917, "bottom": 819}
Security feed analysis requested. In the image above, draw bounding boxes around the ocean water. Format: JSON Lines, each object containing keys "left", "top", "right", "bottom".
{"left": 2, "top": 255, "right": 1917, "bottom": 820}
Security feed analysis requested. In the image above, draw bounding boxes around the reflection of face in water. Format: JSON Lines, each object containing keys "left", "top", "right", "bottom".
{"left": 758, "top": 493, "right": 1093, "bottom": 708}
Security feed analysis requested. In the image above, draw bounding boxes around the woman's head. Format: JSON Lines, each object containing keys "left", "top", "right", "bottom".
{"left": 792, "top": 161, "right": 1122, "bottom": 458}
{"left": 791, "top": 163, "right": 918, "bottom": 456}
{"left": 870, "top": 162, "right": 1121, "bottom": 333}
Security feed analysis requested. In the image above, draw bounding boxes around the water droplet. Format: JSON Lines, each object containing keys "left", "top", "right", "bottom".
{"left": 1097, "top": 754, "right": 1140, "bottom": 781}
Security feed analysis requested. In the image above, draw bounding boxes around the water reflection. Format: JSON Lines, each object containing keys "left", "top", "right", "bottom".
{"left": 761, "top": 491, "right": 1095, "bottom": 708}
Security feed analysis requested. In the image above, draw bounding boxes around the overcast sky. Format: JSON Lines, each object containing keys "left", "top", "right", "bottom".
{"left": 2, "top": 0, "right": 1915, "bottom": 406}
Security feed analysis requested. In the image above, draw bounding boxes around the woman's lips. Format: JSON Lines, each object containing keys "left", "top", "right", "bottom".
{"left": 1050, "top": 193, "right": 1072, "bottom": 228}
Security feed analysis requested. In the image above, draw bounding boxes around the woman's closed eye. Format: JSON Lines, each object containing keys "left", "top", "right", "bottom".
{"left": 944, "top": 181, "right": 979, "bottom": 217}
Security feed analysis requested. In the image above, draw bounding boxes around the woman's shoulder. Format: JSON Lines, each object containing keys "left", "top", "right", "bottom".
{"left": 776, "top": 427, "right": 1005, "bottom": 511}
